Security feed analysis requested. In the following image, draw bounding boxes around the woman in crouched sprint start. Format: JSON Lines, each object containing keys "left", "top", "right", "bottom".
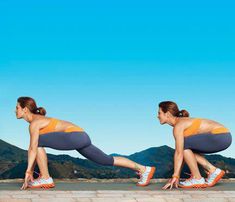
{"left": 16, "top": 97, "right": 156, "bottom": 189}
{"left": 158, "top": 101, "right": 232, "bottom": 189}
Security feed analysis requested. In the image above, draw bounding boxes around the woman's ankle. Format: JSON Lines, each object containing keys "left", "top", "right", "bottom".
{"left": 193, "top": 173, "right": 202, "bottom": 179}
{"left": 140, "top": 166, "right": 146, "bottom": 174}
{"left": 40, "top": 174, "right": 50, "bottom": 179}
{"left": 208, "top": 166, "right": 217, "bottom": 174}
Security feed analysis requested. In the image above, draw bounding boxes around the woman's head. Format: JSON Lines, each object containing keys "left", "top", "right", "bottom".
{"left": 157, "top": 101, "right": 189, "bottom": 124}
{"left": 16, "top": 97, "right": 46, "bottom": 119}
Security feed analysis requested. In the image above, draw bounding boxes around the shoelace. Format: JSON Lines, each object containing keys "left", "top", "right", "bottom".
{"left": 32, "top": 171, "right": 41, "bottom": 182}
{"left": 136, "top": 167, "right": 149, "bottom": 177}
{"left": 137, "top": 172, "right": 144, "bottom": 182}
{"left": 184, "top": 172, "right": 193, "bottom": 181}
{"left": 136, "top": 171, "right": 141, "bottom": 176}
{"left": 182, "top": 172, "right": 206, "bottom": 189}
{"left": 205, "top": 170, "right": 218, "bottom": 183}
{"left": 136, "top": 170, "right": 146, "bottom": 182}
{"left": 28, "top": 171, "right": 41, "bottom": 187}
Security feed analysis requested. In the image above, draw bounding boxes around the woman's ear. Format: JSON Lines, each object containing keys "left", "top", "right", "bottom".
{"left": 166, "top": 111, "right": 172, "bottom": 118}
{"left": 23, "top": 107, "right": 28, "bottom": 114}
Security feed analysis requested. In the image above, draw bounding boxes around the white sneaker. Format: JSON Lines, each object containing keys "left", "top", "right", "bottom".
{"left": 136, "top": 166, "right": 156, "bottom": 186}
{"left": 28, "top": 177, "right": 55, "bottom": 189}
{"left": 206, "top": 168, "right": 225, "bottom": 187}
{"left": 179, "top": 177, "right": 207, "bottom": 188}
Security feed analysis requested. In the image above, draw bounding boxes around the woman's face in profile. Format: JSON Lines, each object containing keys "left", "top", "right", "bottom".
{"left": 15, "top": 103, "right": 25, "bottom": 119}
{"left": 157, "top": 107, "right": 168, "bottom": 124}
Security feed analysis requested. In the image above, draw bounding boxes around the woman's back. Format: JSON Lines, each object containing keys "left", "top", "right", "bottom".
{"left": 176, "top": 118, "right": 227, "bottom": 136}
{"left": 31, "top": 116, "right": 84, "bottom": 135}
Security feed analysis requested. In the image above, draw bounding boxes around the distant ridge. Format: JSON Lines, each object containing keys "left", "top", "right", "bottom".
{"left": 1, "top": 139, "right": 235, "bottom": 179}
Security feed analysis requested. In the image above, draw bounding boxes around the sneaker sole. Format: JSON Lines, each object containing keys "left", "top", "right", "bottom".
{"left": 136, "top": 167, "right": 156, "bottom": 187}
{"left": 28, "top": 183, "right": 55, "bottom": 189}
{"left": 207, "top": 170, "right": 225, "bottom": 187}
{"left": 178, "top": 183, "right": 207, "bottom": 189}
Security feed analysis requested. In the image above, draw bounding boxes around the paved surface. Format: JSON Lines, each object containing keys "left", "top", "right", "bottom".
{"left": 0, "top": 179, "right": 235, "bottom": 202}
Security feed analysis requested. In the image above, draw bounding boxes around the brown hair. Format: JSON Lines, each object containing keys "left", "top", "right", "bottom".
{"left": 159, "top": 101, "right": 189, "bottom": 117}
{"left": 17, "top": 97, "right": 46, "bottom": 116}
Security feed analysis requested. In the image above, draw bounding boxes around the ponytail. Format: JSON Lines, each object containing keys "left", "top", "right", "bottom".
{"left": 177, "top": 109, "right": 190, "bottom": 117}
{"left": 159, "top": 101, "right": 190, "bottom": 117}
{"left": 34, "top": 107, "right": 47, "bottom": 116}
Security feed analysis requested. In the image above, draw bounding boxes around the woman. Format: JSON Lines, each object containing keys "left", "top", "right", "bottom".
{"left": 16, "top": 97, "right": 156, "bottom": 189}
{"left": 157, "top": 101, "right": 232, "bottom": 189}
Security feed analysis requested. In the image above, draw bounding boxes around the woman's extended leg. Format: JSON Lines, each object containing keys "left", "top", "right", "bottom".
{"left": 77, "top": 144, "right": 146, "bottom": 173}
{"left": 36, "top": 145, "right": 147, "bottom": 175}
{"left": 113, "top": 156, "right": 145, "bottom": 173}
{"left": 39, "top": 131, "right": 147, "bottom": 172}
{"left": 38, "top": 131, "right": 156, "bottom": 186}
{"left": 78, "top": 143, "right": 155, "bottom": 186}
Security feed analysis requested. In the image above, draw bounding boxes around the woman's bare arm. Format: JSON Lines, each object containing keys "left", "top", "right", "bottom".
{"left": 172, "top": 122, "right": 185, "bottom": 177}
{"left": 26, "top": 121, "right": 40, "bottom": 173}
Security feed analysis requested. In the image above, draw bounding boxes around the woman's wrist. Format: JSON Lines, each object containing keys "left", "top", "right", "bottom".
{"left": 25, "top": 170, "right": 33, "bottom": 175}
{"left": 172, "top": 174, "right": 179, "bottom": 179}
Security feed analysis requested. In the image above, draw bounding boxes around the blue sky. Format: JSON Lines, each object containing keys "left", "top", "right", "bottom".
{"left": 0, "top": 0, "right": 235, "bottom": 158}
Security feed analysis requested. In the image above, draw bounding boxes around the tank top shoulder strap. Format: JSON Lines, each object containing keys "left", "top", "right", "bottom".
{"left": 183, "top": 118, "right": 202, "bottom": 137}
{"left": 39, "top": 118, "right": 59, "bottom": 135}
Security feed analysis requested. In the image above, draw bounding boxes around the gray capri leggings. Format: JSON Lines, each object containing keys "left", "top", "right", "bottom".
{"left": 38, "top": 132, "right": 114, "bottom": 166}
{"left": 184, "top": 132, "right": 232, "bottom": 154}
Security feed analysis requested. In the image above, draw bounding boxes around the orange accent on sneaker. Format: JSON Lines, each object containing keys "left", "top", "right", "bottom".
{"left": 207, "top": 170, "right": 225, "bottom": 187}
{"left": 28, "top": 183, "right": 55, "bottom": 189}
{"left": 178, "top": 173, "right": 207, "bottom": 189}
{"left": 136, "top": 167, "right": 156, "bottom": 187}
{"left": 178, "top": 183, "right": 207, "bottom": 189}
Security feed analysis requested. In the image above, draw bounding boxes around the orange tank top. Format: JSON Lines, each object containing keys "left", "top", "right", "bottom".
{"left": 183, "top": 118, "right": 229, "bottom": 137}
{"left": 39, "top": 118, "right": 84, "bottom": 135}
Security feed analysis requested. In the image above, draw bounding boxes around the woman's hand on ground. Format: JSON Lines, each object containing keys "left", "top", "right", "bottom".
{"left": 21, "top": 172, "right": 34, "bottom": 190}
{"left": 162, "top": 177, "right": 179, "bottom": 190}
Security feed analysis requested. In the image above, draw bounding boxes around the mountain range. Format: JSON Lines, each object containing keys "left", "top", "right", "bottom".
{"left": 0, "top": 139, "right": 234, "bottom": 179}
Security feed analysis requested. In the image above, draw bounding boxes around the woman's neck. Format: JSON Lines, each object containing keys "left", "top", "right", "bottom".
{"left": 24, "top": 113, "right": 37, "bottom": 123}
{"left": 169, "top": 117, "right": 180, "bottom": 127}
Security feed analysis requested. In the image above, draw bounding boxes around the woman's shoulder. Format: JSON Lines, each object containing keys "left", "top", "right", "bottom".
{"left": 29, "top": 116, "right": 52, "bottom": 128}
{"left": 174, "top": 117, "right": 196, "bottom": 130}
{"left": 176, "top": 117, "right": 194, "bottom": 124}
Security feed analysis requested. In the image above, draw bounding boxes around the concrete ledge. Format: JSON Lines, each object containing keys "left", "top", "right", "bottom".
{"left": 0, "top": 179, "right": 234, "bottom": 202}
